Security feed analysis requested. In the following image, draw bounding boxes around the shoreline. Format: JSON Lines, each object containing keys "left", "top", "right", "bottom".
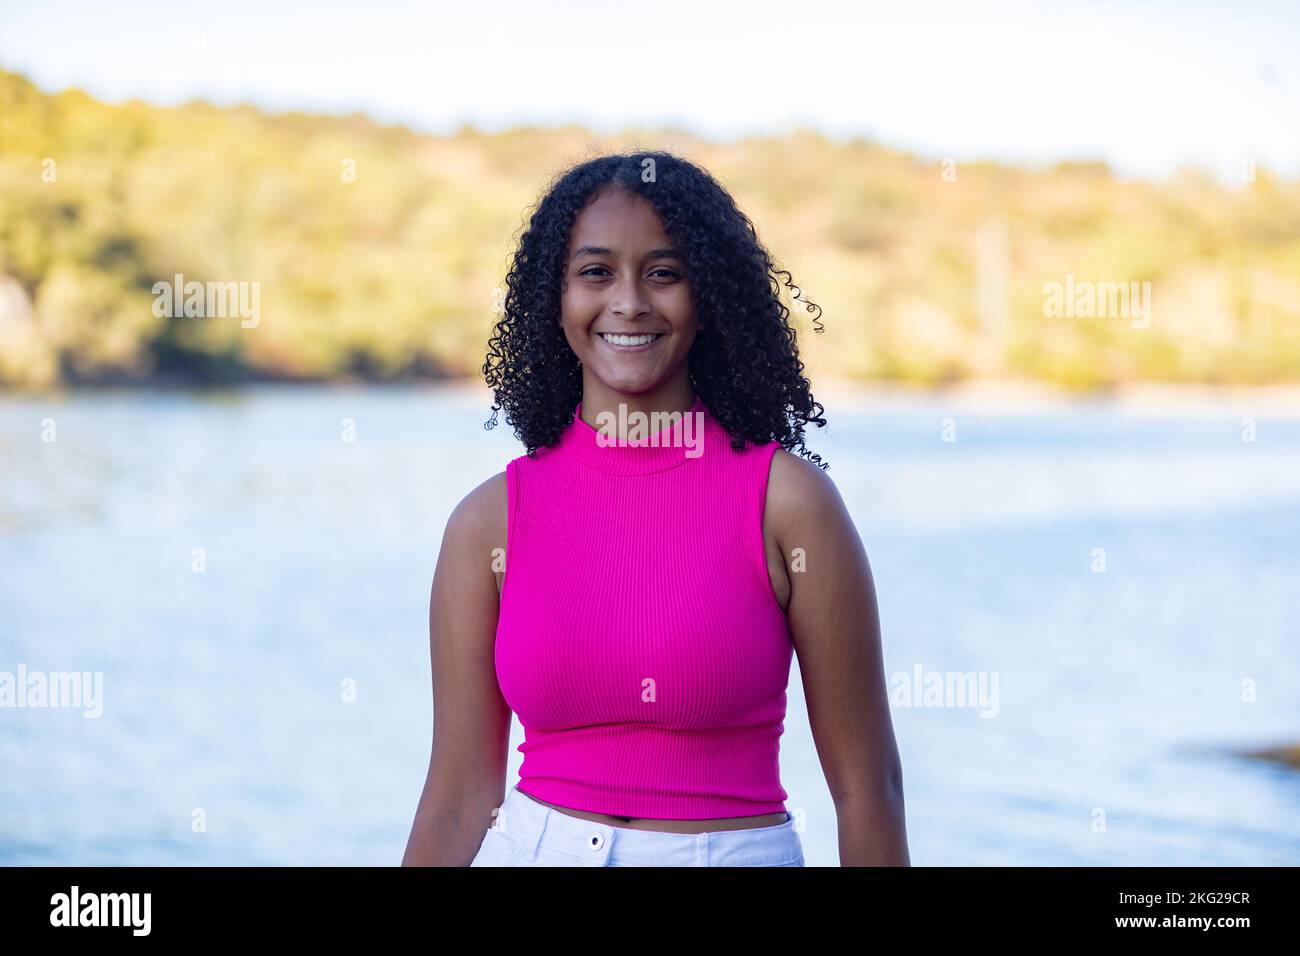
{"left": 4, "top": 374, "right": 1300, "bottom": 415}
{"left": 811, "top": 375, "right": 1300, "bottom": 416}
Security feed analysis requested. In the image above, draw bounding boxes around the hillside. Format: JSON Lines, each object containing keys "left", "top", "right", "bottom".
{"left": 1, "top": 68, "right": 1298, "bottom": 390}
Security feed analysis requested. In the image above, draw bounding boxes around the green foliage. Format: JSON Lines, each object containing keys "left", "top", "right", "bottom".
{"left": 1, "top": 68, "right": 1298, "bottom": 391}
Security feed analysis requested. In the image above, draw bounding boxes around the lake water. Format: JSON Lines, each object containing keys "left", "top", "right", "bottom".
{"left": 1, "top": 383, "right": 1298, "bottom": 865}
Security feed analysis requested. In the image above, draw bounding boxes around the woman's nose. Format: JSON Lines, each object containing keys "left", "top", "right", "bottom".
{"left": 608, "top": 274, "right": 651, "bottom": 318}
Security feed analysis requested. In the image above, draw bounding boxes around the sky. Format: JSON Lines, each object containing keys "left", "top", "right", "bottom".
{"left": 1, "top": 0, "right": 1297, "bottom": 182}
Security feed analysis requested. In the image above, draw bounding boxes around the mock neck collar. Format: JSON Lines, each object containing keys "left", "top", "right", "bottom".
{"left": 559, "top": 394, "right": 709, "bottom": 475}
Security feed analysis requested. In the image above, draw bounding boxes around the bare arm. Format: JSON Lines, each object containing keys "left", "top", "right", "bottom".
{"left": 401, "top": 471, "right": 512, "bottom": 866}
{"left": 767, "top": 449, "right": 910, "bottom": 866}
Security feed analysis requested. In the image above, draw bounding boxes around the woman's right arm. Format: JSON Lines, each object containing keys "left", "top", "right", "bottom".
{"left": 401, "top": 471, "right": 512, "bottom": 866}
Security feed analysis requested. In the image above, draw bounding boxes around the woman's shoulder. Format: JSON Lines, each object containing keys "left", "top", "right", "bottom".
{"left": 443, "top": 470, "right": 508, "bottom": 554}
{"left": 764, "top": 446, "right": 847, "bottom": 543}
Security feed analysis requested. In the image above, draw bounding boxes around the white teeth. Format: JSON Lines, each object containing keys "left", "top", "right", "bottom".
{"left": 600, "top": 333, "right": 661, "bottom": 346}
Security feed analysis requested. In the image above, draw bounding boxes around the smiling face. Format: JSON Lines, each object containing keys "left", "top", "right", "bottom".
{"left": 559, "top": 186, "right": 698, "bottom": 403}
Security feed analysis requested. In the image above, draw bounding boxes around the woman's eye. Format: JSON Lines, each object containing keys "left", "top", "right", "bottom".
{"left": 577, "top": 265, "right": 681, "bottom": 280}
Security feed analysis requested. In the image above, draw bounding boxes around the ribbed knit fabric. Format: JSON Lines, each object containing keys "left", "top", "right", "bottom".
{"left": 494, "top": 393, "right": 794, "bottom": 819}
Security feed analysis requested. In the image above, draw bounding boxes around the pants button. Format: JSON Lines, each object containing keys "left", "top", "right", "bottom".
{"left": 587, "top": 832, "right": 605, "bottom": 851}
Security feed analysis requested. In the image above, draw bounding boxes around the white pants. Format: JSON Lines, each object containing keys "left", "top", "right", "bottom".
{"left": 470, "top": 783, "right": 805, "bottom": 867}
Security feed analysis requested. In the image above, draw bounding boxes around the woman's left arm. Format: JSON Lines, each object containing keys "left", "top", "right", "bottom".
{"left": 767, "top": 449, "right": 911, "bottom": 866}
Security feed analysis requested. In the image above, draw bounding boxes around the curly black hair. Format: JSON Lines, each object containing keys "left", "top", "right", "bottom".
{"left": 482, "top": 149, "right": 828, "bottom": 469}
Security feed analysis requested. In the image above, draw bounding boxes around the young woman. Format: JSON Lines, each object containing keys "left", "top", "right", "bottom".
{"left": 402, "top": 151, "right": 909, "bottom": 866}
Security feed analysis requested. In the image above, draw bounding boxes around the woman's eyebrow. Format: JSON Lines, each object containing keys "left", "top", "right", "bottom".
{"left": 572, "top": 245, "right": 680, "bottom": 260}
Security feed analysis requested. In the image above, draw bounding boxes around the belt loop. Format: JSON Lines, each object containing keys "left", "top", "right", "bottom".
{"left": 522, "top": 806, "right": 548, "bottom": 862}
{"left": 504, "top": 786, "right": 546, "bottom": 863}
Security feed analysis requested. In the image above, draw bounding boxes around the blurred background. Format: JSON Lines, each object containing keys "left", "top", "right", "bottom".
{"left": 0, "top": 0, "right": 1297, "bottom": 865}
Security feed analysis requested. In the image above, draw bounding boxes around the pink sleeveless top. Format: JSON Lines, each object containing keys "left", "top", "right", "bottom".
{"left": 494, "top": 394, "right": 794, "bottom": 819}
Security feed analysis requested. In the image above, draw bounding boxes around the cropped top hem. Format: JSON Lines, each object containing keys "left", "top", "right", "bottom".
{"left": 514, "top": 781, "right": 789, "bottom": 821}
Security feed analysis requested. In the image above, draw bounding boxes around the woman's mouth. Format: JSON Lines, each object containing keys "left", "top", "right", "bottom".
{"left": 596, "top": 332, "right": 666, "bottom": 351}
